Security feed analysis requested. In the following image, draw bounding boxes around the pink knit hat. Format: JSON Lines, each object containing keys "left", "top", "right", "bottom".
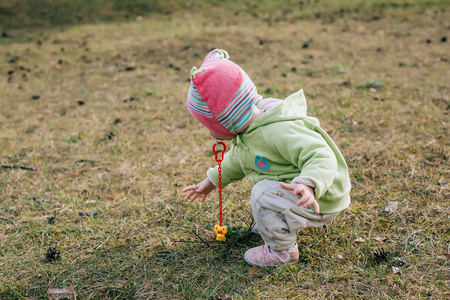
{"left": 187, "top": 49, "right": 262, "bottom": 139}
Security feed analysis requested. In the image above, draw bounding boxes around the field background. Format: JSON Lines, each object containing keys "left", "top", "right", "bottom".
{"left": 0, "top": 0, "right": 449, "bottom": 299}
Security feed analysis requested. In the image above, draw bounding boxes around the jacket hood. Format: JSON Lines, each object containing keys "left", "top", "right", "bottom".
{"left": 246, "top": 89, "right": 319, "bottom": 133}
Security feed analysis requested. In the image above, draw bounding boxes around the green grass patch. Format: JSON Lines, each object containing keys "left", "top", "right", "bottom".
{"left": 0, "top": 0, "right": 449, "bottom": 299}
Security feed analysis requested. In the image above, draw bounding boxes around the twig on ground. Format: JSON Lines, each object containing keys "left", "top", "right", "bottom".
{"left": 352, "top": 180, "right": 387, "bottom": 204}
{"left": 352, "top": 180, "right": 408, "bottom": 226}
{"left": 401, "top": 212, "right": 448, "bottom": 253}
{"left": 234, "top": 220, "right": 255, "bottom": 244}
{"left": 1, "top": 165, "right": 37, "bottom": 171}
{"left": 191, "top": 229, "right": 212, "bottom": 248}
{"left": 173, "top": 240, "right": 206, "bottom": 243}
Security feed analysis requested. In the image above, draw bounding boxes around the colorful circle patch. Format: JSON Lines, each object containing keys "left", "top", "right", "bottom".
{"left": 255, "top": 155, "right": 269, "bottom": 171}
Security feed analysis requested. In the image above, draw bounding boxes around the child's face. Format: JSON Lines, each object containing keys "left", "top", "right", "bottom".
{"left": 210, "top": 131, "right": 235, "bottom": 141}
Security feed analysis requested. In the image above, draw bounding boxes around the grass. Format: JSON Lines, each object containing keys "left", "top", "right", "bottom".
{"left": 1, "top": 0, "right": 449, "bottom": 299}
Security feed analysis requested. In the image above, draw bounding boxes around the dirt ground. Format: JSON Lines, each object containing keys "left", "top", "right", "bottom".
{"left": 0, "top": 1, "right": 449, "bottom": 299}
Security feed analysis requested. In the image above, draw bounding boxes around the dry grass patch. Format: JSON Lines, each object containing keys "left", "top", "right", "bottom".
{"left": 1, "top": 1, "right": 449, "bottom": 299}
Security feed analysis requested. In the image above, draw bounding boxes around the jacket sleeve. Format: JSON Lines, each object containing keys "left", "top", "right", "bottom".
{"left": 263, "top": 121, "right": 338, "bottom": 199}
{"left": 207, "top": 146, "right": 246, "bottom": 188}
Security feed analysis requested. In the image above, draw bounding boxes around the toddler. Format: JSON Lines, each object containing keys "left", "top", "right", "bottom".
{"left": 182, "top": 49, "right": 351, "bottom": 267}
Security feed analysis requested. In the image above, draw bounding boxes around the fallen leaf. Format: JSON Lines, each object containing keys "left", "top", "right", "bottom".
{"left": 214, "top": 295, "right": 232, "bottom": 300}
{"left": 33, "top": 215, "right": 52, "bottom": 221}
{"left": 22, "top": 215, "right": 51, "bottom": 222}
{"left": 385, "top": 201, "right": 398, "bottom": 213}
{"left": 374, "top": 236, "right": 388, "bottom": 242}
{"left": 335, "top": 254, "right": 345, "bottom": 261}
{"left": 392, "top": 266, "right": 402, "bottom": 274}
{"left": 248, "top": 265, "right": 258, "bottom": 274}
{"left": 79, "top": 210, "right": 97, "bottom": 217}
{"left": 444, "top": 253, "right": 450, "bottom": 258}
{"left": 97, "top": 280, "right": 127, "bottom": 289}
{"left": 47, "top": 286, "right": 74, "bottom": 299}
{"left": 353, "top": 237, "right": 365, "bottom": 243}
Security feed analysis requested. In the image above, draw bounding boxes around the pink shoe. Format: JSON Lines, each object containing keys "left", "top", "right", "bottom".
{"left": 244, "top": 244, "right": 299, "bottom": 267}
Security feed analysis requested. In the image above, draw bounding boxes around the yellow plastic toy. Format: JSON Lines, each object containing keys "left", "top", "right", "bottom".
{"left": 214, "top": 225, "right": 228, "bottom": 241}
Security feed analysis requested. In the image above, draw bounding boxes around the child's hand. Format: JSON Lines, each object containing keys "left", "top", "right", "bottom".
{"left": 279, "top": 182, "right": 320, "bottom": 214}
{"left": 182, "top": 177, "right": 216, "bottom": 203}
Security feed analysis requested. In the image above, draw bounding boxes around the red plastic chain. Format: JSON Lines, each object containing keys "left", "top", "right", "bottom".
{"left": 212, "top": 141, "right": 226, "bottom": 226}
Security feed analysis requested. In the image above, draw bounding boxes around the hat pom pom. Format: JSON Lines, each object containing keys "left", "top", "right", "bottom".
{"left": 204, "top": 49, "right": 230, "bottom": 62}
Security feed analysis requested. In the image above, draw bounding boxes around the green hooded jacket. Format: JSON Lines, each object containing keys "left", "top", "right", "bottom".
{"left": 207, "top": 89, "right": 351, "bottom": 214}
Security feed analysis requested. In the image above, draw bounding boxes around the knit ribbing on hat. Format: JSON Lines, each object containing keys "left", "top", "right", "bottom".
{"left": 186, "top": 49, "right": 262, "bottom": 138}
{"left": 187, "top": 82, "right": 212, "bottom": 116}
{"left": 214, "top": 73, "right": 261, "bottom": 133}
{"left": 187, "top": 70, "right": 261, "bottom": 135}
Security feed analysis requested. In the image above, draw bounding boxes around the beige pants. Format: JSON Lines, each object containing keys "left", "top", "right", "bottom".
{"left": 251, "top": 179, "right": 340, "bottom": 251}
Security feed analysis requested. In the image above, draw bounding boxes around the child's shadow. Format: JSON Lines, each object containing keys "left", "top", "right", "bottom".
{"left": 152, "top": 224, "right": 262, "bottom": 266}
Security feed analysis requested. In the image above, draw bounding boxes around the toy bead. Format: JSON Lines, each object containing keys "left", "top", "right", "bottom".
{"left": 214, "top": 225, "right": 228, "bottom": 241}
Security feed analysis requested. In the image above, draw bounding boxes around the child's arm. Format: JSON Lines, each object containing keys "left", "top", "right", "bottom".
{"left": 183, "top": 145, "right": 244, "bottom": 203}
{"left": 206, "top": 147, "right": 245, "bottom": 187}
{"left": 182, "top": 177, "right": 216, "bottom": 203}
{"left": 265, "top": 123, "right": 339, "bottom": 201}
{"left": 279, "top": 182, "right": 320, "bottom": 214}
